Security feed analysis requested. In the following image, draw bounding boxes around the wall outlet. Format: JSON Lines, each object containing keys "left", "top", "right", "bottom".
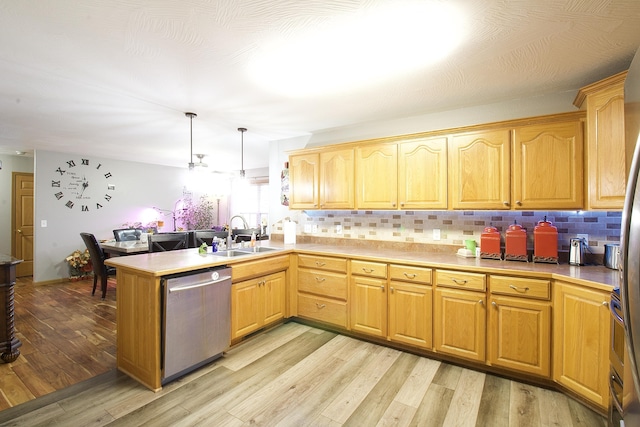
{"left": 433, "top": 229, "right": 441, "bottom": 241}
{"left": 41, "top": 219, "right": 47, "bottom": 228}
{"left": 577, "top": 233, "right": 589, "bottom": 243}
{"left": 312, "top": 224, "right": 318, "bottom": 234}
{"left": 304, "top": 224, "right": 312, "bottom": 233}
{"left": 336, "top": 224, "right": 343, "bottom": 234}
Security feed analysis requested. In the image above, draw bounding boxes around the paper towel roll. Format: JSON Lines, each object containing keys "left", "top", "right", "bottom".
{"left": 284, "top": 221, "right": 297, "bottom": 244}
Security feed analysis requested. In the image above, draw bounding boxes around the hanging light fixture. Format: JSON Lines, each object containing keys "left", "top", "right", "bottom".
{"left": 185, "top": 112, "right": 197, "bottom": 170}
{"left": 238, "top": 127, "right": 247, "bottom": 178}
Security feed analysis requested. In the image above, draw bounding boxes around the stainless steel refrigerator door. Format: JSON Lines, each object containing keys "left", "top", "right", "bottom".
{"left": 163, "top": 268, "right": 231, "bottom": 382}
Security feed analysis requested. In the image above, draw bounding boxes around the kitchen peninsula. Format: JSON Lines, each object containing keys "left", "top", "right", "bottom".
{"left": 106, "top": 241, "right": 617, "bottom": 414}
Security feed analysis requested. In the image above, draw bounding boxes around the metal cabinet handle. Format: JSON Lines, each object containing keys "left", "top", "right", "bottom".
{"left": 315, "top": 277, "right": 326, "bottom": 282}
{"left": 452, "top": 279, "right": 468, "bottom": 285}
{"left": 258, "top": 280, "right": 266, "bottom": 286}
{"left": 603, "top": 301, "right": 609, "bottom": 306}
{"left": 403, "top": 273, "right": 417, "bottom": 279}
{"left": 390, "top": 287, "right": 394, "bottom": 293}
{"left": 478, "top": 300, "right": 484, "bottom": 305}
{"left": 17, "top": 229, "right": 22, "bottom": 234}
{"left": 509, "top": 285, "right": 529, "bottom": 293}
{"left": 392, "top": 203, "right": 396, "bottom": 207}
{"left": 315, "top": 261, "right": 326, "bottom": 267}
{"left": 315, "top": 303, "right": 326, "bottom": 309}
{"left": 491, "top": 301, "right": 497, "bottom": 307}
{"left": 380, "top": 285, "right": 385, "bottom": 291}
{"left": 516, "top": 200, "right": 522, "bottom": 206}
{"left": 503, "top": 201, "right": 510, "bottom": 206}
{"left": 363, "top": 268, "right": 374, "bottom": 274}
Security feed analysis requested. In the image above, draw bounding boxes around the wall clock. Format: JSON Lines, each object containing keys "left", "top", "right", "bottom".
{"left": 51, "top": 158, "right": 115, "bottom": 212}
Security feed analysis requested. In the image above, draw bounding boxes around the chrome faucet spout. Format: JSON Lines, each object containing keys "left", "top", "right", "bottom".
{"left": 229, "top": 215, "right": 249, "bottom": 229}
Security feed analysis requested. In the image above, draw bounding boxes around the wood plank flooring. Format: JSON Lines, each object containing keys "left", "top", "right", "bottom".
{"left": 0, "top": 277, "right": 605, "bottom": 426}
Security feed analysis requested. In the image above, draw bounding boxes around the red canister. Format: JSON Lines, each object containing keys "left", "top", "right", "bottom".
{"left": 505, "top": 221, "right": 528, "bottom": 262}
{"left": 533, "top": 216, "right": 558, "bottom": 263}
{"left": 480, "top": 225, "right": 502, "bottom": 260}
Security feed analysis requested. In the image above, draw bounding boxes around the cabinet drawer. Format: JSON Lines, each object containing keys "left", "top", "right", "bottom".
{"left": 298, "top": 254, "right": 347, "bottom": 273}
{"left": 436, "top": 269, "right": 486, "bottom": 291}
{"left": 490, "top": 275, "right": 550, "bottom": 300}
{"left": 351, "top": 260, "right": 387, "bottom": 278}
{"left": 232, "top": 255, "right": 290, "bottom": 282}
{"left": 298, "top": 269, "right": 347, "bottom": 300}
{"left": 389, "top": 264, "right": 432, "bottom": 285}
{"left": 298, "top": 294, "right": 348, "bottom": 328}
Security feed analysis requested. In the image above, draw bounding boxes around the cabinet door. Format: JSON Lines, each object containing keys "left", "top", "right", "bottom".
{"left": 231, "top": 278, "right": 263, "bottom": 339}
{"left": 449, "top": 130, "right": 511, "bottom": 210}
{"left": 586, "top": 81, "right": 627, "bottom": 209}
{"left": 398, "top": 136, "right": 448, "bottom": 209}
{"left": 512, "top": 120, "right": 583, "bottom": 209}
{"left": 388, "top": 281, "right": 432, "bottom": 349}
{"left": 350, "top": 275, "right": 387, "bottom": 337}
{"left": 320, "top": 148, "right": 354, "bottom": 209}
{"left": 356, "top": 143, "right": 398, "bottom": 209}
{"left": 263, "top": 271, "right": 286, "bottom": 325}
{"left": 289, "top": 153, "right": 319, "bottom": 209}
{"left": 488, "top": 295, "right": 551, "bottom": 377}
{"left": 553, "top": 282, "right": 610, "bottom": 409}
{"left": 434, "top": 288, "right": 486, "bottom": 362}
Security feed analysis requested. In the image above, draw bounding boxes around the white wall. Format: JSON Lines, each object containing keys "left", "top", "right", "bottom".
{"left": 34, "top": 150, "right": 194, "bottom": 282}
{"left": 0, "top": 154, "right": 34, "bottom": 255}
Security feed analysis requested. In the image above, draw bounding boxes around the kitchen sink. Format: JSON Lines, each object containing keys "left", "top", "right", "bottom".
{"left": 211, "top": 249, "right": 252, "bottom": 257}
{"left": 237, "top": 246, "right": 280, "bottom": 254}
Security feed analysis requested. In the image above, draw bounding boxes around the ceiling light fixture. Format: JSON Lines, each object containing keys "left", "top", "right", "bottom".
{"left": 194, "top": 153, "right": 208, "bottom": 168}
{"left": 185, "top": 112, "right": 197, "bottom": 170}
{"left": 238, "top": 127, "right": 247, "bottom": 178}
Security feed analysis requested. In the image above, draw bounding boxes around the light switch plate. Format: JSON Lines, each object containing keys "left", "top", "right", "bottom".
{"left": 433, "top": 229, "right": 441, "bottom": 241}
{"left": 41, "top": 219, "right": 47, "bottom": 227}
{"left": 304, "top": 224, "right": 312, "bottom": 233}
{"left": 312, "top": 224, "right": 318, "bottom": 233}
{"left": 336, "top": 224, "right": 342, "bottom": 234}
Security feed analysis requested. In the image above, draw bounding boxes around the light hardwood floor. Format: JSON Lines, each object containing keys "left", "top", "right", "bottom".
{"left": 0, "top": 278, "right": 605, "bottom": 426}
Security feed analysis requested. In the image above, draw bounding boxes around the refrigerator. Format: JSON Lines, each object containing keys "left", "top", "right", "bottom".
{"left": 620, "top": 44, "right": 640, "bottom": 426}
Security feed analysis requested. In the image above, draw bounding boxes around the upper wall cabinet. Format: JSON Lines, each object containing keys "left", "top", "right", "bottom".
{"left": 574, "top": 71, "right": 627, "bottom": 210}
{"left": 356, "top": 143, "right": 398, "bottom": 209}
{"left": 289, "top": 153, "right": 319, "bottom": 209}
{"left": 512, "top": 119, "right": 584, "bottom": 210}
{"left": 289, "top": 148, "right": 355, "bottom": 210}
{"left": 449, "top": 129, "right": 511, "bottom": 210}
{"left": 320, "top": 148, "right": 355, "bottom": 209}
{"left": 398, "top": 136, "right": 448, "bottom": 209}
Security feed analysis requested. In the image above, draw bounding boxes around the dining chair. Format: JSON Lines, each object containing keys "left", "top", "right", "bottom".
{"left": 80, "top": 232, "right": 116, "bottom": 299}
{"left": 191, "top": 230, "right": 229, "bottom": 248}
{"left": 148, "top": 232, "right": 189, "bottom": 253}
{"left": 113, "top": 228, "right": 143, "bottom": 241}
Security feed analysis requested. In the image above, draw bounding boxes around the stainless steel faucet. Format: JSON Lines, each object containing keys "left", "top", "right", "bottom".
{"left": 227, "top": 215, "right": 249, "bottom": 248}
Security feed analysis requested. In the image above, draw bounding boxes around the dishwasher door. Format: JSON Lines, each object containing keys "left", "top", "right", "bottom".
{"left": 162, "top": 267, "right": 231, "bottom": 384}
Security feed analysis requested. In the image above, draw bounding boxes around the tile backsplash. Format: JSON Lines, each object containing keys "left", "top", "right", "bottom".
{"left": 272, "top": 210, "right": 621, "bottom": 254}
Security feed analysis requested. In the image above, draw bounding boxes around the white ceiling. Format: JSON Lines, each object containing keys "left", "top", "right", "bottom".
{"left": 1, "top": 0, "right": 639, "bottom": 172}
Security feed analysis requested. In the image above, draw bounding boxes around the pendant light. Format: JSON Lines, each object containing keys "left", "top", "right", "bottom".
{"left": 238, "top": 127, "right": 247, "bottom": 178}
{"left": 185, "top": 112, "right": 197, "bottom": 170}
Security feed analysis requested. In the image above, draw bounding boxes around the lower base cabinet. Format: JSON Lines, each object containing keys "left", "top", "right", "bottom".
{"left": 434, "top": 287, "right": 486, "bottom": 362}
{"left": 231, "top": 271, "right": 286, "bottom": 340}
{"left": 553, "top": 281, "right": 610, "bottom": 410}
{"left": 388, "top": 281, "right": 432, "bottom": 349}
{"left": 488, "top": 295, "right": 551, "bottom": 376}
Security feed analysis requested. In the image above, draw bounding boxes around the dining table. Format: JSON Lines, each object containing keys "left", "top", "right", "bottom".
{"left": 101, "top": 240, "right": 149, "bottom": 256}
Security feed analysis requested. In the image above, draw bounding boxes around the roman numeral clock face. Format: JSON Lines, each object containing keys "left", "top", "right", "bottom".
{"left": 51, "top": 158, "right": 115, "bottom": 212}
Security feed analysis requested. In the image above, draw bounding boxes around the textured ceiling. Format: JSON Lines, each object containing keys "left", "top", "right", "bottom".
{"left": 1, "top": 0, "right": 639, "bottom": 172}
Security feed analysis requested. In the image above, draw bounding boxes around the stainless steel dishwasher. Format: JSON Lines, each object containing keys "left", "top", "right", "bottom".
{"left": 161, "top": 266, "right": 231, "bottom": 384}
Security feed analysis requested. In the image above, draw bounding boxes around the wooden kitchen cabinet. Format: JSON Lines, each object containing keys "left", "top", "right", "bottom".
{"left": 449, "top": 129, "right": 511, "bottom": 210}
{"left": 231, "top": 271, "right": 286, "bottom": 340}
{"left": 487, "top": 275, "right": 551, "bottom": 377}
{"left": 388, "top": 264, "right": 433, "bottom": 349}
{"left": 296, "top": 254, "right": 348, "bottom": 328}
{"left": 289, "top": 153, "right": 319, "bottom": 209}
{"left": 289, "top": 148, "right": 354, "bottom": 210}
{"left": 398, "top": 136, "right": 448, "bottom": 209}
{"left": 434, "top": 269, "right": 487, "bottom": 362}
{"left": 553, "top": 281, "right": 610, "bottom": 410}
{"left": 356, "top": 143, "right": 398, "bottom": 209}
{"left": 512, "top": 118, "right": 584, "bottom": 209}
{"left": 574, "top": 71, "right": 628, "bottom": 209}
{"left": 350, "top": 260, "right": 388, "bottom": 338}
